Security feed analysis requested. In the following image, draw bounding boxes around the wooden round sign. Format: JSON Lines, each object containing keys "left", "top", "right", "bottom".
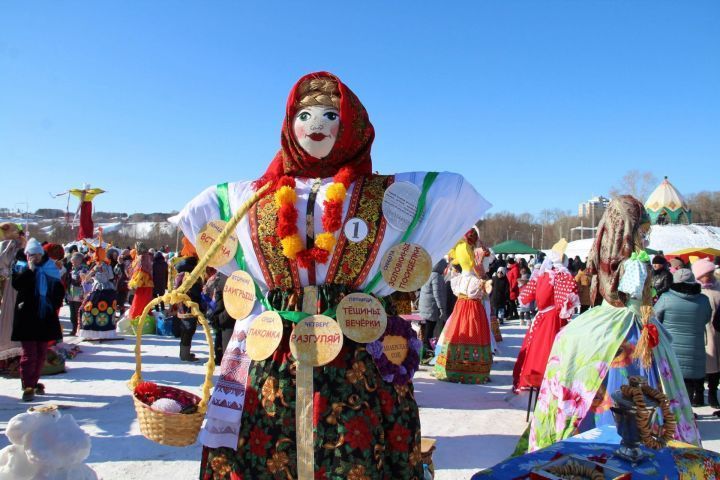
{"left": 380, "top": 242, "right": 432, "bottom": 292}
{"left": 223, "top": 270, "right": 256, "bottom": 320}
{"left": 382, "top": 181, "right": 421, "bottom": 231}
{"left": 336, "top": 293, "right": 387, "bottom": 343}
{"left": 382, "top": 335, "right": 409, "bottom": 366}
{"left": 195, "top": 220, "right": 238, "bottom": 268}
{"left": 246, "top": 311, "right": 284, "bottom": 361}
{"left": 289, "top": 315, "right": 344, "bottom": 366}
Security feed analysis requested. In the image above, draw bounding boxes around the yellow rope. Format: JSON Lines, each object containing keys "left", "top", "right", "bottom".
{"left": 176, "top": 183, "right": 270, "bottom": 296}
{"left": 128, "top": 183, "right": 270, "bottom": 412}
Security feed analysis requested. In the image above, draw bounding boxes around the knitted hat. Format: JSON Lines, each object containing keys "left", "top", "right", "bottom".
{"left": 669, "top": 258, "right": 685, "bottom": 269}
{"left": 691, "top": 258, "right": 716, "bottom": 281}
{"left": 673, "top": 268, "right": 695, "bottom": 284}
{"left": 43, "top": 243, "right": 65, "bottom": 261}
{"left": 24, "top": 238, "right": 44, "bottom": 256}
{"left": 651, "top": 255, "right": 667, "bottom": 265}
{"left": 497, "top": 266, "right": 507, "bottom": 274}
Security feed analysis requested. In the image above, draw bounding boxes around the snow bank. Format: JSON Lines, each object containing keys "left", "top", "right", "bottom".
{"left": 0, "top": 406, "right": 97, "bottom": 480}
{"left": 648, "top": 224, "right": 720, "bottom": 254}
{"left": 565, "top": 224, "right": 720, "bottom": 261}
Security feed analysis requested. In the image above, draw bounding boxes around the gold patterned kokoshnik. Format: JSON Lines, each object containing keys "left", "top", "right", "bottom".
{"left": 249, "top": 195, "right": 301, "bottom": 292}
{"left": 327, "top": 175, "right": 394, "bottom": 287}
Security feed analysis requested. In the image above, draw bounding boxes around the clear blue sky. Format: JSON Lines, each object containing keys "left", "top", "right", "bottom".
{"left": 1, "top": 1, "right": 718, "bottom": 217}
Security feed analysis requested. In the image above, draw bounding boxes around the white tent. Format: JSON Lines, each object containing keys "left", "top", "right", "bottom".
{"left": 565, "top": 238, "right": 594, "bottom": 262}
{"left": 564, "top": 224, "right": 720, "bottom": 261}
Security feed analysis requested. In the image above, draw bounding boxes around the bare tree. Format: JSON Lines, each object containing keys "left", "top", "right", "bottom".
{"left": 609, "top": 170, "right": 658, "bottom": 201}
{"left": 686, "top": 191, "right": 720, "bottom": 225}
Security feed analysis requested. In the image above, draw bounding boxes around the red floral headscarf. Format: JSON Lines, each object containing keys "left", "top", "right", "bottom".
{"left": 255, "top": 72, "right": 375, "bottom": 189}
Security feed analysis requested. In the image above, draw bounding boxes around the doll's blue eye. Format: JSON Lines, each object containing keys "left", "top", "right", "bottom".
{"left": 324, "top": 112, "right": 338, "bottom": 121}
{"left": 298, "top": 112, "right": 311, "bottom": 121}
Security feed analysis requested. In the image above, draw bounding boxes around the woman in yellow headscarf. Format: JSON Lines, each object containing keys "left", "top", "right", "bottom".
{"left": 435, "top": 229, "right": 493, "bottom": 383}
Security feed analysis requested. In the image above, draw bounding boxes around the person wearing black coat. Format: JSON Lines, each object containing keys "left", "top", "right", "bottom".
{"left": 204, "top": 271, "right": 232, "bottom": 361}
{"left": 174, "top": 255, "right": 204, "bottom": 361}
{"left": 652, "top": 255, "right": 674, "bottom": 300}
{"left": 208, "top": 297, "right": 235, "bottom": 363}
{"left": 152, "top": 251, "right": 169, "bottom": 312}
{"left": 12, "top": 239, "right": 65, "bottom": 401}
{"left": 418, "top": 259, "right": 449, "bottom": 352}
{"left": 490, "top": 267, "right": 510, "bottom": 324}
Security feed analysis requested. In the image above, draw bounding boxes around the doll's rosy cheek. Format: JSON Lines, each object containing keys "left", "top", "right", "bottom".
{"left": 293, "top": 122, "right": 305, "bottom": 140}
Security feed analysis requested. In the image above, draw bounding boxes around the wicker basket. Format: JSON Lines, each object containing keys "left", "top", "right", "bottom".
{"left": 127, "top": 183, "right": 265, "bottom": 446}
{"left": 129, "top": 294, "right": 215, "bottom": 447}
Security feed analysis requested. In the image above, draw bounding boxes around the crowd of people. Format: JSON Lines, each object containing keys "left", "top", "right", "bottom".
{"left": 3, "top": 210, "right": 719, "bottom": 437}
{"left": 415, "top": 216, "right": 720, "bottom": 423}
{"left": 0, "top": 222, "right": 241, "bottom": 401}
{"left": 1, "top": 70, "right": 718, "bottom": 478}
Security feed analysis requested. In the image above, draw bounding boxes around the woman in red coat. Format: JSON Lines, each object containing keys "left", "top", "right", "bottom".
{"left": 506, "top": 258, "right": 520, "bottom": 319}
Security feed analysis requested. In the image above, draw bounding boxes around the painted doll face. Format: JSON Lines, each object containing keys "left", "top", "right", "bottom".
{"left": 293, "top": 105, "right": 340, "bottom": 159}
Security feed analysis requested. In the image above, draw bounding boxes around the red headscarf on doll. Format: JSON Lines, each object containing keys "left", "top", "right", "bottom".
{"left": 254, "top": 72, "right": 375, "bottom": 189}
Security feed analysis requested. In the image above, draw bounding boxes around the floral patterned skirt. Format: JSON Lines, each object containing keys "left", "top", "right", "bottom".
{"left": 528, "top": 301, "right": 700, "bottom": 452}
{"left": 576, "top": 325, "right": 661, "bottom": 432}
{"left": 78, "top": 289, "right": 118, "bottom": 340}
{"left": 435, "top": 298, "right": 492, "bottom": 384}
{"left": 200, "top": 333, "right": 424, "bottom": 480}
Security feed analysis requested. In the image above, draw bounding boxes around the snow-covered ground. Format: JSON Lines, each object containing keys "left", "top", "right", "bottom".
{"left": 1, "top": 309, "right": 719, "bottom": 480}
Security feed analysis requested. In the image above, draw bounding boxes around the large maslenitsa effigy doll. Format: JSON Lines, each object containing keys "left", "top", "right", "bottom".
{"left": 169, "top": 72, "right": 491, "bottom": 479}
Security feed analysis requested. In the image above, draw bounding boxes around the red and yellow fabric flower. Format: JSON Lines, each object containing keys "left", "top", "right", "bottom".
{"left": 273, "top": 170, "right": 353, "bottom": 269}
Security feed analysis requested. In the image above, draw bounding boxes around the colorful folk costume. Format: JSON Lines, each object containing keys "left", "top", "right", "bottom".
{"left": 0, "top": 223, "right": 24, "bottom": 361}
{"left": 170, "top": 72, "right": 490, "bottom": 479}
{"left": 528, "top": 196, "right": 701, "bottom": 452}
{"left": 435, "top": 231, "right": 493, "bottom": 383}
{"left": 78, "top": 233, "right": 119, "bottom": 340}
{"left": 128, "top": 242, "right": 154, "bottom": 320}
{"left": 512, "top": 239, "right": 579, "bottom": 392}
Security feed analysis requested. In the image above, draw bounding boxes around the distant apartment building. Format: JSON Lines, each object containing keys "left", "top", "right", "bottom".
{"left": 578, "top": 196, "right": 610, "bottom": 221}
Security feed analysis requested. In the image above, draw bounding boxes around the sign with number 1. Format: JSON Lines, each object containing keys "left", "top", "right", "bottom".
{"left": 343, "top": 217, "right": 369, "bottom": 243}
